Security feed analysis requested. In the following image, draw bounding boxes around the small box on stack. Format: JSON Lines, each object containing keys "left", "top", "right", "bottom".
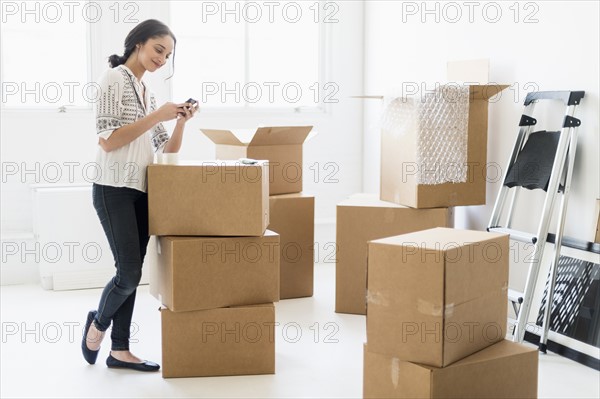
{"left": 366, "top": 227, "right": 509, "bottom": 367}
{"left": 373, "top": 60, "right": 509, "bottom": 208}
{"left": 335, "top": 194, "right": 453, "bottom": 315}
{"left": 148, "top": 161, "right": 269, "bottom": 236}
{"left": 147, "top": 160, "right": 278, "bottom": 378}
{"left": 202, "top": 126, "right": 316, "bottom": 299}
{"left": 379, "top": 83, "right": 508, "bottom": 208}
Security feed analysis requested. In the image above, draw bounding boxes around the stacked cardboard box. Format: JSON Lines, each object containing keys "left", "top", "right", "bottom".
{"left": 363, "top": 227, "right": 538, "bottom": 398}
{"left": 203, "top": 126, "right": 316, "bottom": 299}
{"left": 148, "top": 161, "right": 279, "bottom": 378}
{"left": 337, "top": 65, "right": 510, "bottom": 315}
{"left": 269, "top": 193, "right": 315, "bottom": 299}
{"left": 355, "top": 63, "right": 539, "bottom": 396}
{"left": 379, "top": 83, "right": 508, "bottom": 209}
{"left": 363, "top": 341, "right": 538, "bottom": 399}
{"left": 202, "top": 126, "right": 313, "bottom": 195}
{"left": 336, "top": 194, "right": 453, "bottom": 315}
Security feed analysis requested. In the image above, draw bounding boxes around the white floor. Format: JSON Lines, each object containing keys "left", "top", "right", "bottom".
{"left": 1, "top": 262, "right": 599, "bottom": 398}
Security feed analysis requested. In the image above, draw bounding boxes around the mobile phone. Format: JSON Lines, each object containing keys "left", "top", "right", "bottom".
{"left": 178, "top": 98, "right": 198, "bottom": 116}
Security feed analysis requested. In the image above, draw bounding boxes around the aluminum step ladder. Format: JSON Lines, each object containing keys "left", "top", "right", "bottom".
{"left": 487, "top": 90, "right": 585, "bottom": 350}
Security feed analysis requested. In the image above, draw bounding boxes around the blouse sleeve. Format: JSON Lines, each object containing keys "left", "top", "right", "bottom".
{"left": 149, "top": 94, "right": 170, "bottom": 152}
{"left": 95, "top": 69, "right": 125, "bottom": 140}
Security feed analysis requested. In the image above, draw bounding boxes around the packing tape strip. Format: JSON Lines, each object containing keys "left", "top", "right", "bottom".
{"left": 442, "top": 287, "right": 509, "bottom": 312}
{"left": 371, "top": 286, "right": 508, "bottom": 318}
{"left": 390, "top": 357, "right": 400, "bottom": 389}
{"left": 417, "top": 298, "right": 442, "bottom": 317}
{"left": 417, "top": 298, "right": 449, "bottom": 317}
{"left": 368, "top": 295, "right": 454, "bottom": 316}
{"left": 366, "top": 290, "right": 389, "bottom": 306}
{"left": 157, "top": 152, "right": 179, "bottom": 165}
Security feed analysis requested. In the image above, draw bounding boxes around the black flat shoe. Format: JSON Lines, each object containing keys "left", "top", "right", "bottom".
{"left": 81, "top": 310, "right": 99, "bottom": 365}
{"left": 106, "top": 354, "right": 160, "bottom": 372}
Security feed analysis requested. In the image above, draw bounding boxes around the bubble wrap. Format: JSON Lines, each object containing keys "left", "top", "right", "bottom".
{"left": 382, "top": 85, "right": 470, "bottom": 185}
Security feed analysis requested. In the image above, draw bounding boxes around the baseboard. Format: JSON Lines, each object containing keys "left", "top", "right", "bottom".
{"left": 524, "top": 331, "right": 600, "bottom": 371}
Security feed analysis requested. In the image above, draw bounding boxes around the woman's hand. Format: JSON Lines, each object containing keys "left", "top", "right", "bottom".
{"left": 176, "top": 101, "right": 198, "bottom": 124}
{"left": 162, "top": 101, "right": 198, "bottom": 153}
{"left": 153, "top": 102, "right": 186, "bottom": 122}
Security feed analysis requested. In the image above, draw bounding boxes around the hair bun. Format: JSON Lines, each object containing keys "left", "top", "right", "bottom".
{"left": 108, "top": 54, "right": 125, "bottom": 68}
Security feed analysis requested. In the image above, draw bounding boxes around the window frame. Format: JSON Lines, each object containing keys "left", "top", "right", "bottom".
{"left": 168, "top": 0, "right": 331, "bottom": 115}
{"left": 0, "top": 2, "right": 95, "bottom": 113}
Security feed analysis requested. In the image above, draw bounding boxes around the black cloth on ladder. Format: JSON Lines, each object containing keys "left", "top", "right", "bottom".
{"left": 504, "top": 131, "right": 561, "bottom": 191}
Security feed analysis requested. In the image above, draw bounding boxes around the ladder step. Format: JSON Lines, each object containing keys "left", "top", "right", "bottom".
{"left": 488, "top": 227, "right": 537, "bottom": 244}
{"left": 508, "top": 289, "right": 524, "bottom": 304}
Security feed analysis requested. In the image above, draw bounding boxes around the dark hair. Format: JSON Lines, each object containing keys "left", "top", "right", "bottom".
{"left": 108, "top": 19, "right": 176, "bottom": 79}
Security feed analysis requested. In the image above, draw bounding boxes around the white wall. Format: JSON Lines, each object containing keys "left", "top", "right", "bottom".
{"left": 363, "top": 1, "right": 599, "bottom": 242}
{"left": 1, "top": 1, "right": 364, "bottom": 285}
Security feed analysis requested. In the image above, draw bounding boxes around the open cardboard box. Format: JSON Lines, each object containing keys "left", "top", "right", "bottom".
{"left": 201, "top": 126, "right": 314, "bottom": 195}
{"left": 358, "top": 60, "right": 509, "bottom": 208}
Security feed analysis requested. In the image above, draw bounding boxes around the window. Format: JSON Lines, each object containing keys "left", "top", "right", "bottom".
{"left": 1, "top": 1, "right": 91, "bottom": 109}
{"left": 170, "top": 0, "right": 330, "bottom": 111}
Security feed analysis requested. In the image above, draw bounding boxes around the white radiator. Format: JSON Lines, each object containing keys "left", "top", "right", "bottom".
{"left": 31, "top": 184, "right": 151, "bottom": 290}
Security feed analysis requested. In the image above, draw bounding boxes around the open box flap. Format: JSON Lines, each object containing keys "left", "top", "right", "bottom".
{"left": 249, "top": 126, "right": 313, "bottom": 146}
{"left": 468, "top": 84, "right": 509, "bottom": 100}
{"left": 200, "top": 129, "right": 244, "bottom": 146}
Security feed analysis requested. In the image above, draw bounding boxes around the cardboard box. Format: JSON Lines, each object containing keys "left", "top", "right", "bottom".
{"left": 367, "top": 227, "right": 509, "bottom": 367}
{"left": 380, "top": 84, "right": 508, "bottom": 208}
{"left": 269, "top": 193, "right": 315, "bottom": 299}
{"left": 363, "top": 340, "right": 538, "bottom": 399}
{"left": 161, "top": 304, "right": 275, "bottom": 378}
{"left": 150, "top": 232, "right": 280, "bottom": 312}
{"left": 148, "top": 161, "right": 269, "bottom": 236}
{"left": 202, "top": 126, "right": 313, "bottom": 195}
{"left": 336, "top": 194, "right": 453, "bottom": 315}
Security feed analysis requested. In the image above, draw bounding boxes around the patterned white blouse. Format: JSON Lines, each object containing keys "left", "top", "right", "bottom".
{"left": 94, "top": 64, "right": 169, "bottom": 192}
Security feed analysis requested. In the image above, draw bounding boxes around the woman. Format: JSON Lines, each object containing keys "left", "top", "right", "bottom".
{"left": 82, "top": 19, "right": 197, "bottom": 372}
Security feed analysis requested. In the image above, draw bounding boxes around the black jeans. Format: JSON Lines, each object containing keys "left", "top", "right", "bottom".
{"left": 92, "top": 183, "right": 150, "bottom": 351}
